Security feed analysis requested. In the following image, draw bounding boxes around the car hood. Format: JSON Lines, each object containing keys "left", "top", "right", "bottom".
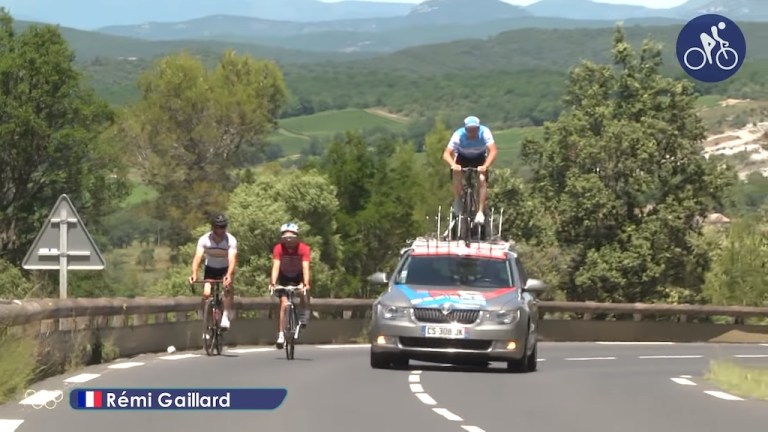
{"left": 390, "top": 283, "right": 517, "bottom": 309}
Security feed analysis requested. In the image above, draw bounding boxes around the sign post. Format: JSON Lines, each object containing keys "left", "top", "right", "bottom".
{"left": 22, "top": 194, "right": 106, "bottom": 299}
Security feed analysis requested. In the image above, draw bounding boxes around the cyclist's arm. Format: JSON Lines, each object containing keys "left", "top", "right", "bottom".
{"left": 481, "top": 129, "right": 498, "bottom": 169}
{"left": 226, "top": 236, "right": 238, "bottom": 280}
{"left": 443, "top": 132, "right": 461, "bottom": 166}
{"left": 301, "top": 244, "right": 311, "bottom": 288}
{"left": 270, "top": 245, "right": 281, "bottom": 285}
{"left": 191, "top": 238, "right": 205, "bottom": 279}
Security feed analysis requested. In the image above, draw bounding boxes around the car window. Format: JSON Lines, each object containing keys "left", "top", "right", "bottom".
{"left": 514, "top": 258, "right": 528, "bottom": 286}
{"left": 396, "top": 255, "right": 514, "bottom": 289}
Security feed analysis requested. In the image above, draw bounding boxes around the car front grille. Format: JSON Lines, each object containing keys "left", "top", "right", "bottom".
{"left": 413, "top": 308, "right": 480, "bottom": 324}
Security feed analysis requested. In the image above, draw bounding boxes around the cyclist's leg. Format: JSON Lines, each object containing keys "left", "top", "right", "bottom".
{"left": 462, "top": 153, "right": 487, "bottom": 223}
{"left": 451, "top": 153, "right": 467, "bottom": 214}
{"left": 298, "top": 279, "right": 310, "bottom": 327}
{"left": 275, "top": 274, "right": 292, "bottom": 348}
{"left": 205, "top": 266, "right": 230, "bottom": 328}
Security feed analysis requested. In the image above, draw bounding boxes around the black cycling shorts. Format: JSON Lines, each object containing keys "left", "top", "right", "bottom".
{"left": 204, "top": 266, "right": 228, "bottom": 280}
{"left": 275, "top": 273, "right": 303, "bottom": 298}
{"left": 450, "top": 153, "right": 490, "bottom": 182}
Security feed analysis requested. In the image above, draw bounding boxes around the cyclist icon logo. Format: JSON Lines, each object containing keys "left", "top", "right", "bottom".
{"left": 676, "top": 14, "right": 747, "bottom": 83}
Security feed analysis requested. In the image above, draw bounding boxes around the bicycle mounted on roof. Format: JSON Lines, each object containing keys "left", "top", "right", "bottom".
{"left": 447, "top": 167, "right": 489, "bottom": 245}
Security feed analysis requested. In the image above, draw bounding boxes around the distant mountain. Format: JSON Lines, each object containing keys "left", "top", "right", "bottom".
{"left": 668, "top": 0, "right": 768, "bottom": 21}
{"left": 524, "top": 0, "right": 677, "bottom": 20}
{"left": 0, "top": 0, "right": 413, "bottom": 29}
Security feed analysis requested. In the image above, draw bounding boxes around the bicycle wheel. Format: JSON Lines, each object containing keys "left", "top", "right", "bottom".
{"left": 462, "top": 186, "right": 475, "bottom": 244}
{"left": 285, "top": 304, "right": 296, "bottom": 360}
{"left": 202, "top": 300, "right": 214, "bottom": 356}
{"left": 214, "top": 304, "right": 223, "bottom": 356}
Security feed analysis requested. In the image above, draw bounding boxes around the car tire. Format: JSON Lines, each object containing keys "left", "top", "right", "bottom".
{"left": 506, "top": 321, "right": 537, "bottom": 373}
{"left": 370, "top": 350, "right": 392, "bottom": 369}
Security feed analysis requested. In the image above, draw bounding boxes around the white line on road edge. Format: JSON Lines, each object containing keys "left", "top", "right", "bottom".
{"left": 412, "top": 370, "right": 423, "bottom": 374}
{"left": 704, "top": 391, "right": 743, "bottom": 401}
{"left": 63, "top": 373, "right": 101, "bottom": 383}
{"left": 461, "top": 426, "right": 486, "bottom": 432}
{"left": 227, "top": 348, "right": 273, "bottom": 353}
{"left": 639, "top": 355, "right": 703, "bottom": 359}
{"left": 433, "top": 408, "right": 463, "bottom": 421}
{"left": 733, "top": 354, "right": 768, "bottom": 358}
{"left": 315, "top": 344, "right": 371, "bottom": 349}
{"left": 596, "top": 341, "right": 675, "bottom": 345}
{"left": 414, "top": 393, "right": 437, "bottom": 405}
{"left": 410, "top": 384, "right": 424, "bottom": 393}
{"left": 0, "top": 420, "right": 24, "bottom": 432}
{"left": 761, "top": 344, "right": 768, "bottom": 347}
{"left": 108, "top": 362, "right": 145, "bottom": 369}
{"left": 159, "top": 354, "right": 201, "bottom": 360}
{"left": 565, "top": 357, "right": 617, "bottom": 361}
{"left": 670, "top": 377, "right": 697, "bottom": 386}
{"left": 409, "top": 374, "right": 420, "bottom": 382}
{"left": 680, "top": 375, "right": 692, "bottom": 378}
{"left": 19, "top": 390, "right": 63, "bottom": 406}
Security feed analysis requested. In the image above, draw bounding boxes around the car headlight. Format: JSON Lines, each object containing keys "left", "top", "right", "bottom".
{"left": 377, "top": 304, "right": 412, "bottom": 320}
{"left": 486, "top": 309, "right": 520, "bottom": 324}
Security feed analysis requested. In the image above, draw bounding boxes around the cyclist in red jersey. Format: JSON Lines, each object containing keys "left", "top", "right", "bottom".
{"left": 269, "top": 222, "right": 311, "bottom": 349}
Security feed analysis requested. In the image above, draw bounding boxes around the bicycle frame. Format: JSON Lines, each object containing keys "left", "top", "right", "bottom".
{"left": 454, "top": 167, "right": 485, "bottom": 244}
{"left": 191, "top": 279, "right": 224, "bottom": 356}
{"left": 273, "top": 285, "right": 305, "bottom": 360}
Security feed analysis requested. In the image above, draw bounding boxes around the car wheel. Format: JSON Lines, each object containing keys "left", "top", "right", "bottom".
{"left": 371, "top": 350, "right": 395, "bottom": 369}
{"left": 506, "top": 321, "right": 537, "bottom": 373}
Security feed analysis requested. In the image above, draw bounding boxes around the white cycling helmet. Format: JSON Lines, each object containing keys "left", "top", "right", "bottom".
{"left": 280, "top": 222, "right": 299, "bottom": 237}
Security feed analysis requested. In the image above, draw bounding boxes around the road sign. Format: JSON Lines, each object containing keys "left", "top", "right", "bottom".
{"left": 22, "top": 194, "right": 106, "bottom": 299}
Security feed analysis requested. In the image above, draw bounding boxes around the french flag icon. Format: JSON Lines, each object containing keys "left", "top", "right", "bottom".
{"left": 77, "top": 390, "right": 103, "bottom": 408}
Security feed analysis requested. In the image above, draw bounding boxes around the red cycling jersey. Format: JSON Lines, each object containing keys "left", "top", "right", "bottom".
{"left": 273, "top": 242, "right": 311, "bottom": 279}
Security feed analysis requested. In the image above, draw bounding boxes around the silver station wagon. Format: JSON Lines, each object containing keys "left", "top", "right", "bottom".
{"left": 367, "top": 237, "right": 548, "bottom": 372}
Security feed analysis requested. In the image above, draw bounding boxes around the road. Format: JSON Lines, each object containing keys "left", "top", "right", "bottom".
{"left": 1, "top": 342, "right": 767, "bottom": 432}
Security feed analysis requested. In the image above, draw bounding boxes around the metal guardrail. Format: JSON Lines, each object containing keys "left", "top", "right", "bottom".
{"left": 0, "top": 297, "right": 766, "bottom": 329}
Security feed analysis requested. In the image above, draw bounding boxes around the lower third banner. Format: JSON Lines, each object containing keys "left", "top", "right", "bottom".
{"left": 69, "top": 388, "right": 287, "bottom": 410}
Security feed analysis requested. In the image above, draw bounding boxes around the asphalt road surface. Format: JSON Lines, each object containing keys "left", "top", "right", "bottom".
{"left": 1, "top": 342, "right": 767, "bottom": 432}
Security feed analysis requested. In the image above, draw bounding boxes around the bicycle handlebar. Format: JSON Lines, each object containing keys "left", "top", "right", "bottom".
{"left": 272, "top": 284, "right": 305, "bottom": 291}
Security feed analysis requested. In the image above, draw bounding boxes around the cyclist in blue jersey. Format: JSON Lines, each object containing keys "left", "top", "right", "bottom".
{"left": 442, "top": 115, "right": 498, "bottom": 225}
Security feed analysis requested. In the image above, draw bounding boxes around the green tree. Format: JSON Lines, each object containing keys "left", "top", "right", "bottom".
{"left": 0, "top": 10, "right": 129, "bottom": 264}
{"left": 519, "top": 26, "right": 733, "bottom": 303}
{"left": 117, "top": 50, "right": 288, "bottom": 248}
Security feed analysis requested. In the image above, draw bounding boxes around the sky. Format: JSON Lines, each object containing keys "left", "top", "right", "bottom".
{"left": 321, "top": 0, "right": 690, "bottom": 8}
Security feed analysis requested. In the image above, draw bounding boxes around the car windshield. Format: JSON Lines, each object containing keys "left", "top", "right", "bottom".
{"left": 395, "top": 255, "right": 513, "bottom": 289}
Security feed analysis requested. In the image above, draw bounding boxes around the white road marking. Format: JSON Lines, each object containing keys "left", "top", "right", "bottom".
{"left": 461, "top": 426, "right": 486, "bottom": 432}
{"left": 0, "top": 420, "right": 24, "bottom": 432}
{"left": 412, "top": 370, "right": 423, "bottom": 374}
{"left": 565, "top": 357, "right": 616, "bottom": 361}
{"left": 63, "top": 373, "right": 101, "bottom": 383}
{"left": 315, "top": 344, "right": 370, "bottom": 349}
{"left": 433, "top": 408, "right": 463, "bottom": 421}
{"left": 410, "top": 384, "right": 424, "bottom": 393}
{"left": 409, "top": 374, "right": 420, "bottom": 382}
{"left": 415, "top": 393, "right": 437, "bottom": 405}
{"left": 671, "top": 377, "right": 697, "bottom": 386}
{"left": 680, "top": 375, "right": 692, "bottom": 378}
{"left": 704, "top": 391, "right": 743, "bottom": 401}
{"left": 159, "top": 354, "right": 200, "bottom": 360}
{"left": 19, "top": 390, "right": 63, "bottom": 406}
{"left": 538, "top": 359, "right": 546, "bottom": 362}
{"left": 639, "top": 355, "right": 702, "bottom": 359}
{"left": 733, "top": 354, "right": 768, "bottom": 358}
{"left": 596, "top": 341, "right": 675, "bottom": 345}
{"left": 227, "top": 348, "right": 273, "bottom": 353}
{"left": 761, "top": 344, "right": 768, "bottom": 347}
{"left": 108, "top": 362, "right": 145, "bottom": 369}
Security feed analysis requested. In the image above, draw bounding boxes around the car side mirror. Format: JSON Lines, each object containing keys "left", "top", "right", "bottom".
{"left": 368, "top": 272, "right": 389, "bottom": 285}
{"left": 523, "top": 278, "right": 548, "bottom": 293}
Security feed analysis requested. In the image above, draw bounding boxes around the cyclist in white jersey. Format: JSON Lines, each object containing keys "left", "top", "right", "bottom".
{"left": 188, "top": 214, "right": 238, "bottom": 329}
{"left": 442, "top": 115, "right": 498, "bottom": 225}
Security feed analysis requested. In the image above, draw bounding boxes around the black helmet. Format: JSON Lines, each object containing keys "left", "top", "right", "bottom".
{"left": 211, "top": 214, "right": 228, "bottom": 227}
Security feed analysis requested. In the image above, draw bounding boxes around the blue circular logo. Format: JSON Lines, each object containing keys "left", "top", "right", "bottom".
{"left": 676, "top": 14, "right": 746, "bottom": 83}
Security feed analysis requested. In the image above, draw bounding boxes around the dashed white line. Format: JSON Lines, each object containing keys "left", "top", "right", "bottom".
{"left": 671, "top": 377, "right": 697, "bottom": 386}
{"left": 410, "top": 384, "right": 424, "bottom": 393}
{"left": 680, "top": 375, "right": 692, "bottom": 378}
{"left": 409, "top": 374, "right": 420, "bottom": 382}
{"left": 107, "top": 362, "right": 145, "bottom": 369}
{"left": 733, "top": 354, "right": 768, "bottom": 358}
{"left": 63, "top": 373, "right": 101, "bottom": 383}
{"left": 461, "top": 426, "right": 486, "bottom": 432}
{"left": 19, "top": 390, "right": 63, "bottom": 406}
{"left": 415, "top": 393, "right": 437, "bottom": 405}
{"left": 159, "top": 354, "right": 200, "bottom": 360}
{"left": 412, "top": 370, "right": 423, "bottom": 374}
{"left": 704, "top": 390, "right": 743, "bottom": 401}
{"left": 639, "top": 355, "right": 702, "bottom": 359}
{"left": 315, "top": 344, "right": 370, "bottom": 349}
{"left": 227, "top": 348, "right": 273, "bottom": 353}
{"left": 433, "top": 408, "right": 463, "bottom": 421}
{"left": 0, "top": 420, "right": 24, "bottom": 432}
{"left": 565, "top": 357, "right": 616, "bottom": 361}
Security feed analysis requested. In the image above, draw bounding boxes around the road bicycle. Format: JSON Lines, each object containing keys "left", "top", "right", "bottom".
{"left": 451, "top": 167, "right": 487, "bottom": 245}
{"left": 271, "top": 284, "right": 306, "bottom": 360}
{"left": 190, "top": 279, "right": 225, "bottom": 356}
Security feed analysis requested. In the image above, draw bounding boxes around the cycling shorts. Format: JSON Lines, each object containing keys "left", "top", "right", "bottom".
{"left": 450, "top": 153, "right": 490, "bottom": 182}
{"left": 275, "top": 273, "right": 303, "bottom": 298}
{"left": 204, "top": 265, "right": 228, "bottom": 280}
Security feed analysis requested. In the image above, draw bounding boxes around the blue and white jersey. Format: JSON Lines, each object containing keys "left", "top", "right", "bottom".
{"left": 447, "top": 125, "right": 495, "bottom": 158}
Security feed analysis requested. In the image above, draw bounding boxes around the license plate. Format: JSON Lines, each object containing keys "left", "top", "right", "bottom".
{"left": 423, "top": 326, "right": 466, "bottom": 338}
